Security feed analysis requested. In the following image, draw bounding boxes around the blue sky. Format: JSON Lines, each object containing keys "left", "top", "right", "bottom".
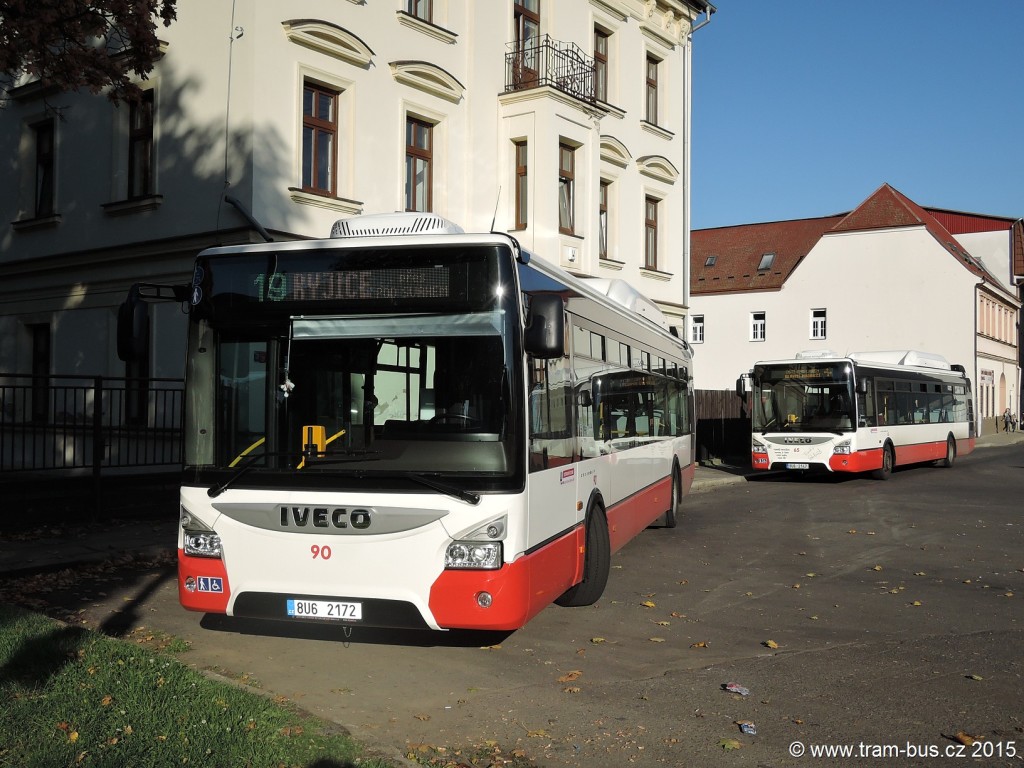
{"left": 690, "top": 1, "right": 1024, "bottom": 230}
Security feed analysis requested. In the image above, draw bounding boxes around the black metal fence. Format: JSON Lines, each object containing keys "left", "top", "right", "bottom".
{"left": 0, "top": 374, "right": 183, "bottom": 475}
{"left": 505, "top": 34, "right": 596, "bottom": 104}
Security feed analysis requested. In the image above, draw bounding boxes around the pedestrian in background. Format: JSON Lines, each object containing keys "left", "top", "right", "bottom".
{"left": 1003, "top": 407, "right": 1012, "bottom": 432}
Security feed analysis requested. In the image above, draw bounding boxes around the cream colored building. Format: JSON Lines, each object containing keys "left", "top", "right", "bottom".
{"left": 689, "top": 184, "right": 1022, "bottom": 433}
{"left": 0, "top": 0, "right": 713, "bottom": 384}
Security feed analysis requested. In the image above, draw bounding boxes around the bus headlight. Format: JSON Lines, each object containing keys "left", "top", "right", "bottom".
{"left": 445, "top": 541, "right": 502, "bottom": 570}
{"left": 833, "top": 439, "right": 852, "bottom": 455}
{"left": 181, "top": 506, "right": 223, "bottom": 558}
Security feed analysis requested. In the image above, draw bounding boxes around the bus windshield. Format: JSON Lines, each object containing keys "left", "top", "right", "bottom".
{"left": 751, "top": 362, "right": 856, "bottom": 433}
{"left": 183, "top": 243, "right": 523, "bottom": 492}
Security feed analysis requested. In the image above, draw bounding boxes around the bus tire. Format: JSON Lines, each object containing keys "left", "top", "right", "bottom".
{"left": 872, "top": 443, "right": 894, "bottom": 481}
{"left": 939, "top": 435, "right": 956, "bottom": 468}
{"left": 555, "top": 506, "right": 610, "bottom": 608}
{"left": 663, "top": 464, "right": 682, "bottom": 529}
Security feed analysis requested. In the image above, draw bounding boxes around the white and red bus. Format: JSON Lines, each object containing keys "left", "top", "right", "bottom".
{"left": 127, "top": 213, "right": 694, "bottom": 631}
{"left": 742, "top": 350, "right": 975, "bottom": 480}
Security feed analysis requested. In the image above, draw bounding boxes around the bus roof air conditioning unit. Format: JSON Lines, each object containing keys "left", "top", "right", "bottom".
{"left": 331, "top": 212, "right": 464, "bottom": 238}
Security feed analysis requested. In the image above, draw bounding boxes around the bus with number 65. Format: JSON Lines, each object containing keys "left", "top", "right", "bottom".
{"left": 119, "top": 212, "right": 695, "bottom": 632}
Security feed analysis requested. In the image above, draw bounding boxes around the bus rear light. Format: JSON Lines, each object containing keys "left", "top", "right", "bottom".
{"left": 445, "top": 541, "right": 502, "bottom": 570}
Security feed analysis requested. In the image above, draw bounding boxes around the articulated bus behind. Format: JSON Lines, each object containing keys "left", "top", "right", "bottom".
{"left": 743, "top": 350, "right": 975, "bottom": 480}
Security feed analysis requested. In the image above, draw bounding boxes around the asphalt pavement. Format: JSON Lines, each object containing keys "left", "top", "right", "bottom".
{"left": 2, "top": 429, "right": 1022, "bottom": 578}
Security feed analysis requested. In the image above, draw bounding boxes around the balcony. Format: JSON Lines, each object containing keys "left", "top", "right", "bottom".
{"left": 504, "top": 34, "right": 595, "bottom": 105}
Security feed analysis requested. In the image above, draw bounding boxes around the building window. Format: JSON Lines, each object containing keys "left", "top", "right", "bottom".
{"left": 302, "top": 82, "right": 338, "bottom": 196}
{"left": 644, "top": 196, "right": 659, "bottom": 270}
{"left": 407, "top": 0, "right": 431, "bottom": 22}
{"left": 598, "top": 179, "right": 609, "bottom": 259}
{"left": 757, "top": 252, "right": 776, "bottom": 271}
{"left": 751, "top": 311, "right": 766, "bottom": 342}
{"left": 128, "top": 90, "right": 155, "bottom": 199}
{"left": 594, "top": 28, "right": 609, "bottom": 102}
{"left": 704, "top": 255, "right": 716, "bottom": 267}
{"left": 558, "top": 142, "right": 574, "bottom": 234}
{"left": 691, "top": 315, "right": 704, "bottom": 344}
{"left": 645, "top": 55, "right": 659, "bottom": 124}
{"left": 513, "top": 0, "right": 541, "bottom": 87}
{"left": 32, "top": 119, "right": 55, "bottom": 217}
{"left": 811, "top": 308, "right": 827, "bottom": 340}
{"left": 405, "top": 117, "right": 433, "bottom": 212}
{"left": 514, "top": 139, "right": 528, "bottom": 229}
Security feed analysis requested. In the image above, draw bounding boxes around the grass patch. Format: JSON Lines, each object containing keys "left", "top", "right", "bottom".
{"left": 0, "top": 604, "right": 394, "bottom": 768}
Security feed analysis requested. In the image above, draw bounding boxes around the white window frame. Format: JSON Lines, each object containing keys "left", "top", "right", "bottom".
{"left": 810, "top": 308, "right": 827, "bottom": 340}
{"left": 750, "top": 311, "right": 766, "bottom": 342}
{"left": 691, "top": 314, "right": 704, "bottom": 344}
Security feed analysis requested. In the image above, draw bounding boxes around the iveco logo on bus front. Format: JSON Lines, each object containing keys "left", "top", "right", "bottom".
{"left": 783, "top": 437, "right": 814, "bottom": 444}
{"left": 280, "top": 507, "right": 372, "bottom": 530}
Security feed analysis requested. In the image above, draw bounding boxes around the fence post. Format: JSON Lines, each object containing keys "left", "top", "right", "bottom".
{"left": 92, "top": 376, "right": 104, "bottom": 519}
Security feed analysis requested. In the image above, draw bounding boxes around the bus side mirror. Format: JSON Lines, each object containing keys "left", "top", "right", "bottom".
{"left": 524, "top": 294, "right": 564, "bottom": 358}
{"left": 856, "top": 379, "right": 868, "bottom": 395}
{"left": 117, "top": 286, "right": 149, "bottom": 363}
{"left": 578, "top": 390, "right": 593, "bottom": 408}
{"left": 735, "top": 375, "right": 749, "bottom": 403}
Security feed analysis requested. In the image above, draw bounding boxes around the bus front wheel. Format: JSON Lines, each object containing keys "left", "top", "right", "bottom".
{"left": 872, "top": 444, "right": 893, "bottom": 481}
{"left": 555, "top": 506, "right": 610, "bottom": 608}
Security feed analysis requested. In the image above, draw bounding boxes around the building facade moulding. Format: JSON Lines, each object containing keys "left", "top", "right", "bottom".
{"left": 389, "top": 61, "right": 465, "bottom": 103}
{"left": 282, "top": 20, "right": 374, "bottom": 67}
{"left": 636, "top": 154, "right": 678, "bottom": 184}
{"left": 600, "top": 135, "right": 632, "bottom": 168}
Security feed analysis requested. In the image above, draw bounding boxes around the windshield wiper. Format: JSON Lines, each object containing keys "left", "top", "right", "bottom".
{"left": 403, "top": 472, "right": 481, "bottom": 505}
{"left": 207, "top": 451, "right": 297, "bottom": 498}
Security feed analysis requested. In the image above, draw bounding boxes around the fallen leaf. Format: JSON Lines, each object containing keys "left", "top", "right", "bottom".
{"left": 649, "top": 637, "right": 665, "bottom": 643}
{"left": 872, "top": 565, "right": 883, "bottom": 572}
{"left": 527, "top": 729, "right": 549, "bottom": 738}
{"left": 910, "top": 600, "right": 922, "bottom": 606}
{"left": 805, "top": 572, "right": 817, "bottom": 577}
{"left": 654, "top": 620, "right": 671, "bottom": 626}
{"left": 557, "top": 670, "right": 582, "bottom": 683}
{"left": 690, "top": 641, "right": 708, "bottom": 648}
{"left": 718, "top": 738, "right": 742, "bottom": 751}
{"left": 100, "top": 695, "right": 113, "bottom": 707}
{"left": 914, "top": 571, "right": 926, "bottom": 576}
{"left": 563, "top": 686, "right": 581, "bottom": 693}
{"left": 966, "top": 674, "right": 983, "bottom": 681}
{"left": 640, "top": 600, "right": 656, "bottom": 608}
{"left": 414, "top": 714, "right": 431, "bottom": 721}
{"left": 480, "top": 644, "right": 502, "bottom": 650}
{"left": 69, "top": 731, "right": 79, "bottom": 743}
{"left": 847, "top": 529, "right": 857, "bottom": 534}
{"left": 670, "top": 611, "right": 687, "bottom": 618}
{"left": 590, "top": 637, "right": 606, "bottom": 644}
{"left": 762, "top": 640, "right": 779, "bottom": 649}
{"left": 954, "top": 731, "right": 976, "bottom": 746}
{"left": 792, "top": 583, "right": 801, "bottom": 589}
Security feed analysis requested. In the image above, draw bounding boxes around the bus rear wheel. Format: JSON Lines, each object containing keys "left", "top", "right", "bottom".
{"left": 872, "top": 444, "right": 893, "bottom": 481}
{"left": 938, "top": 435, "right": 956, "bottom": 468}
{"left": 555, "top": 506, "right": 610, "bottom": 607}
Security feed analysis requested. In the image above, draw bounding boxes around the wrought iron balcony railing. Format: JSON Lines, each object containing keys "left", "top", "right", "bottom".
{"left": 504, "top": 34, "right": 596, "bottom": 104}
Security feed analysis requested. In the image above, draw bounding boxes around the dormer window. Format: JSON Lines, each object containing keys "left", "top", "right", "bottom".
{"left": 757, "top": 252, "right": 775, "bottom": 271}
{"left": 704, "top": 255, "right": 716, "bottom": 267}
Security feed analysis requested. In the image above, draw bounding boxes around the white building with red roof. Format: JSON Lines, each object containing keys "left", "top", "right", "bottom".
{"left": 690, "top": 183, "right": 1021, "bottom": 431}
